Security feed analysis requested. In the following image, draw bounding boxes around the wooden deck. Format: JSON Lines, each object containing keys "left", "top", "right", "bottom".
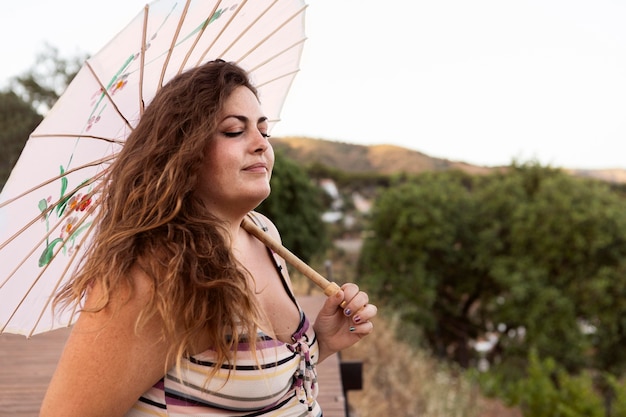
{"left": 0, "top": 296, "right": 347, "bottom": 417}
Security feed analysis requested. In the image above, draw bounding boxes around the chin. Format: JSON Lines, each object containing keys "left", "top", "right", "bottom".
{"left": 258, "top": 188, "right": 271, "bottom": 202}
{"left": 246, "top": 187, "right": 271, "bottom": 207}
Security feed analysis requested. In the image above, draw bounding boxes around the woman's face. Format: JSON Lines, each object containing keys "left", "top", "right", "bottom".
{"left": 199, "top": 85, "right": 275, "bottom": 217}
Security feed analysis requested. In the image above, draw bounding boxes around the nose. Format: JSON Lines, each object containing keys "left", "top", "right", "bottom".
{"left": 252, "top": 130, "right": 269, "bottom": 153}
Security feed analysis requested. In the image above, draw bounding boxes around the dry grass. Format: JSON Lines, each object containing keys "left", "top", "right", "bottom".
{"left": 342, "top": 314, "right": 479, "bottom": 417}
{"left": 341, "top": 314, "right": 522, "bottom": 417}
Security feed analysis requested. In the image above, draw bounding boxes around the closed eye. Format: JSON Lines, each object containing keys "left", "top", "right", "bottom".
{"left": 222, "top": 131, "right": 270, "bottom": 139}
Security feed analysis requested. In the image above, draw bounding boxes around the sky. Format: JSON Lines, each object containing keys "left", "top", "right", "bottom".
{"left": 2, "top": 0, "right": 626, "bottom": 169}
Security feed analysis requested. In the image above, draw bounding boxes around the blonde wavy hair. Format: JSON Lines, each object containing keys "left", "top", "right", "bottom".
{"left": 54, "top": 60, "right": 264, "bottom": 374}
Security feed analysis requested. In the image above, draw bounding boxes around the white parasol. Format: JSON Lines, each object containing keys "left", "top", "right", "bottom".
{"left": 0, "top": 0, "right": 322, "bottom": 337}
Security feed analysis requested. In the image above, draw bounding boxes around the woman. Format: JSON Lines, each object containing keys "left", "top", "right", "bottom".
{"left": 40, "top": 60, "right": 376, "bottom": 417}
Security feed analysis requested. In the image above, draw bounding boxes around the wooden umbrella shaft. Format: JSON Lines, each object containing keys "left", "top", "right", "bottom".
{"left": 241, "top": 217, "right": 341, "bottom": 298}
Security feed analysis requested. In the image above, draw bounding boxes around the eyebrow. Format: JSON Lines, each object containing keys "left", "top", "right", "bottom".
{"left": 222, "top": 115, "right": 268, "bottom": 124}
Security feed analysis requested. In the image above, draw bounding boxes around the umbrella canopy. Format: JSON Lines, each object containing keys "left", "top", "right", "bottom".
{"left": 0, "top": 0, "right": 307, "bottom": 337}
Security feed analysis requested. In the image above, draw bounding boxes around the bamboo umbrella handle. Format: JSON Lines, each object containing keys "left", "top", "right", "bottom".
{"left": 241, "top": 216, "right": 342, "bottom": 299}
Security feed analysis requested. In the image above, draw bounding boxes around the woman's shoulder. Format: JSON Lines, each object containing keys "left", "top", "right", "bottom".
{"left": 248, "top": 211, "right": 282, "bottom": 242}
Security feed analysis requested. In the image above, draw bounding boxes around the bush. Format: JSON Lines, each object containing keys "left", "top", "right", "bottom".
{"left": 482, "top": 349, "right": 605, "bottom": 417}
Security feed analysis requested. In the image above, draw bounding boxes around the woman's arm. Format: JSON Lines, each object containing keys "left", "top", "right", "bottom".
{"left": 40, "top": 268, "right": 171, "bottom": 417}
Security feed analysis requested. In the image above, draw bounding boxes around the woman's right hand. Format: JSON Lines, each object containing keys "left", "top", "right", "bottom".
{"left": 313, "top": 283, "right": 377, "bottom": 363}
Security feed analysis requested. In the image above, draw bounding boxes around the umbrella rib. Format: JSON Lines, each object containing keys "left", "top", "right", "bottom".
{"left": 177, "top": 1, "right": 223, "bottom": 75}
{"left": 196, "top": 0, "right": 249, "bottom": 66}
{"left": 0, "top": 223, "right": 57, "bottom": 290}
{"left": 0, "top": 155, "right": 114, "bottom": 209}
{"left": 139, "top": 4, "right": 149, "bottom": 115}
{"left": 29, "top": 133, "right": 125, "bottom": 145}
{"left": 0, "top": 180, "right": 102, "bottom": 289}
{"left": 215, "top": 0, "right": 279, "bottom": 59}
{"left": 0, "top": 172, "right": 106, "bottom": 257}
{"left": 234, "top": 4, "right": 308, "bottom": 65}
{"left": 254, "top": 70, "right": 302, "bottom": 128}
{"left": 255, "top": 69, "right": 300, "bottom": 90}
{"left": 0, "top": 180, "right": 102, "bottom": 290}
{"left": 1, "top": 199, "right": 101, "bottom": 335}
{"left": 245, "top": 38, "right": 307, "bottom": 75}
{"left": 158, "top": 0, "right": 192, "bottom": 89}
{"left": 85, "top": 61, "right": 134, "bottom": 132}
{"left": 28, "top": 206, "right": 101, "bottom": 337}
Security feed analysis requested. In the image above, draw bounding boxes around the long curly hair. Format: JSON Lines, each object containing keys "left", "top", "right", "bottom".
{"left": 54, "top": 60, "right": 264, "bottom": 374}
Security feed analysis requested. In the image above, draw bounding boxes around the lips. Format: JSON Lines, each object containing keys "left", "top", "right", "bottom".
{"left": 243, "top": 162, "right": 268, "bottom": 173}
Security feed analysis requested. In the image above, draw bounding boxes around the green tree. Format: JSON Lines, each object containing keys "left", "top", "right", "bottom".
{"left": 358, "top": 169, "right": 483, "bottom": 363}
{"left": 510, "top": 349, "right": 605, "bottom": 417}
{"left": 359, "top": 164, "right": 626, "bottom": 384}
{"left": 608, "top": 375, "right": 626, "bottom": 417}
{"left": 256, "top": 151, "right": 329, "bottom": 263}
{"left": 0, "top": 91, "right": 42, "bottom": 189}
{"left": 10, "top": 44, "right": 85, "bottom": 113}
{"left": 1, "top": 44, "right": 84, "bottom": 189}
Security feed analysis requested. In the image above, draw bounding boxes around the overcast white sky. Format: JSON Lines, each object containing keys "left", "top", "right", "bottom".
{"left": 2, "top": 0, "right": 626, "bottom": 169}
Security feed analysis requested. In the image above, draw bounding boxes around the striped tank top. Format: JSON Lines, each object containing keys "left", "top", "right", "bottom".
{"left": 125, "top": 218, "right": 322, "bottom": 416}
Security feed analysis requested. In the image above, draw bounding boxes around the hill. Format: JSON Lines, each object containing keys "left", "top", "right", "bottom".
{"left": 566, "top": 168, "right": 626, "bottom": 184}
{"left": 272, "top": 136, "right": 626, "bottom": 183}
{"left": 271, "top": 136, "right": 495, "bottom": 175}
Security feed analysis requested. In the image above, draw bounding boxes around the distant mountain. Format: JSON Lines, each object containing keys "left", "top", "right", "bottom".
{"left": 271, "top": 136, "right": 495, "bottom": 176}
{"left": 272, "top": 136, "right": 626, "bottom": 183}
{"left": 566, "top": 168, "right": 626, "bottom": 184}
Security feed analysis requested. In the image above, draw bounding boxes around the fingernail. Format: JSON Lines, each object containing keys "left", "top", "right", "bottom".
{"left": 349, "top": 326, "right": 356, "bottom": 332}
{"left": 344, "top": 308, "right": 352, "bottom": 317}
{"left": 353, "top": 315, "right": 361, "bottom": 324}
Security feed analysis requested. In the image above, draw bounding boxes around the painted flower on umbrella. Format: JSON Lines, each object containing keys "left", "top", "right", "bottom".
{"left": 38, "top": 166, "right": 96, "bottom": 267}
{"left": 61, "top": 215, "right": 78, "bottom": 239}
{"left": 109, "top": 74, "right": 129, "bottom": 95}
{"left": 86, "top": 115, "right": 102, "bottom": 132}
{"left": 60, "top": 214, "right": 91, "bottom": 257}
{"left": 68, "top": 194, "right": 93, "bottom": 212}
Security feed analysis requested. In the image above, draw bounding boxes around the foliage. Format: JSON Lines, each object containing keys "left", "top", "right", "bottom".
{"left": 473, "top": 348, "right": 626, "bottom": 417}
{"left": 494, "top": 349, "right": 605, "bottom": 417}
{"left": 608, "top": 375, "right": 626, "bottom": 417}
{"left": 0, "top": 91, "right": 42, "bottom": 189}
{"left": 358, "top": 169, "right": 485, "bottom": 362}
{"left": 1, "top": 44, "right": 83, "bottom": 190}
{"left": 256, "top": 151, "right": 329, "bottom": 263}
{"left": 306, "top": 161, "right": 391, "bottom": 191}
{"left": 358, "top": 163, "right": 626, "bottom": 391}
{"left": 9, "top": 43, "right": 86, "bottom": 113}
